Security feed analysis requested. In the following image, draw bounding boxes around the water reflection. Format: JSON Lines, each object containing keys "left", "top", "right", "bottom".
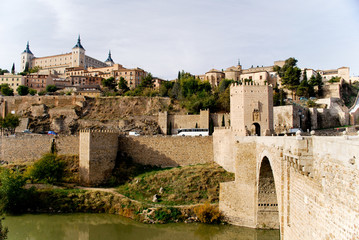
{"left": 4, "top": 213, "right": 279, "bottom": 240}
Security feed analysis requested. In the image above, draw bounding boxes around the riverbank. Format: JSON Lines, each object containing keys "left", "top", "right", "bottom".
{"left": 2, "top": 161, "right": 234, "bottom": 224}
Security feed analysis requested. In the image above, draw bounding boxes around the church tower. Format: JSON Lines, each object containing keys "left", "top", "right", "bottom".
{"left": 72, "top": 35, "right": 86, "bottom": 68}
{"left": 20, "top": 41, "right": 34, "bottom": 72}
{"left": 105, "top": 50, "right": 115, "bottom": 66}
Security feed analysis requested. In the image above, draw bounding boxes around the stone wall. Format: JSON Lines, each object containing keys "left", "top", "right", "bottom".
{"left": 1, "top": 95, "right": 86, "bottom": 116}
{"left": 322, "top": 83, "right": 341, "bottom": 98}
{"left": 158, "top": 110, "right": 222, "bottom": 134}
{"left": 118, "top": 136, "right": 213, "bottom": 167}
{"left": 0, "top": 134, "right": 79, "bottom": 163}
{"left": 216, "top": 134, "right": 359, "bottom": 240}
{"left": 273, "top": 105, "right": 310, "bottom": 133}
{"left": 213, "top": 128, "right": 236, "bottom": 172}
{"left": 210, "top": 113, "right": 230, "bottom": 128}
{"left": 283, "top": 136, "right": 359, "bottom": 239}
{"left": 79, "top": 130, "right": 118, "bottom": 186}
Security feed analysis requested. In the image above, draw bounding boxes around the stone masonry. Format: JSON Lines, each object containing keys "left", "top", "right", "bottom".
{"left": 79, "top": 130, "right": 118, "bottom": 186}
{"left": 215, "top": 83, "right": 359, "bottom": 239}
{"left": 215, "top": 133, "right": 359, "bottom": 240}
{"left": 230, "top": 83, "right": 273, "bottom": 136}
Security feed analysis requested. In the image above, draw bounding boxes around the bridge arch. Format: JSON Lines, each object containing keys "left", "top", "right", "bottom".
{"left": 256, "top": 154, "right": 280, "bottom": 229}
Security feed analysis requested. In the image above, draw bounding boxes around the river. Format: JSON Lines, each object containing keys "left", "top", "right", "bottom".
{"left": 3, "top": 213, "right": 279, "bottom": 240}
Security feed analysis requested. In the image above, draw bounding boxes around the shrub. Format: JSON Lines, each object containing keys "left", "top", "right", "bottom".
{"left": 29, "top": 89, "right": 37, "bottom": 96}
{"left": 38, "top": 90, "right": 46, "bottom": 96}
{"left": 0, "top": 169, "right": 31, "bottom": 214}
{"left": 194, "top": 203, "right": 222, "bottom": 224}
{"left": 153, "top": 207, "right": 182, "bottom": 223}
{"left": 28, "top": 153, "right": 66, "bottom": 183}
{"left": 306, "top": 99, "right": 316, "bottom": 107}
{"left": 0, "top": 218, "right": 8, "bottom": 240}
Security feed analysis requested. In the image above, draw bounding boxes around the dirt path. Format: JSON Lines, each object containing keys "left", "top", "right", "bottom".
{"left": 76, "top": 186, "right": 213, "bottom": 208}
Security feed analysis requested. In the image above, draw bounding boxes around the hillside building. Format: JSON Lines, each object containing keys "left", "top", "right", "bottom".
{"left": 0, "top": 73, "right": 25, "bottom": 94}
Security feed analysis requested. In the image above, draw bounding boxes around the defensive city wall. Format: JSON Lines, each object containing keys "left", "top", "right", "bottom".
{"left": 0, "top": 133, "right": 213, "bottom": 167}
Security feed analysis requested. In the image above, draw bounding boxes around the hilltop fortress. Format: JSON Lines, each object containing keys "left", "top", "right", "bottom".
{"left": 21, "top": 36, "right": 109, "bottom": 74}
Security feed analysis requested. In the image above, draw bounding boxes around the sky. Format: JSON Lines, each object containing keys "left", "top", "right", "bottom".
{"left": 0, "top": 0, "right": 359, "bottom": 79}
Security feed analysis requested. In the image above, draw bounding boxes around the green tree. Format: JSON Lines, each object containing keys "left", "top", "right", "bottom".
{"left": 0, "top": 69, "right": 9, "bottom": 75}
{"left": 38, "top": 90, "right": 46, "bottom": 96}
{"left": 29, "top": 89, "right": 37, "bottom": 96}
{"left": 273, "top": 57, "right": 301, "bottom": 94}
{"left": 46, "top": 85, "right": 57, "bottom": 93}
{"left": 297, "top": 72, "right": 310, "bottom": 97}
{"left": 139, "top": 73, "right": 154, "bottom": 89}
{"left": 273, "top": 87, "right": 287, "bottom": 106}
{"left": 0, "top": 114, "right": 20, "bottom": 134}
{"left": 101, "top": 77, "right": 117, "bottom": 90}
{"left": 16, "top": 85, "right": 29, "bottom": 96}
{"left": 159, "top": 81, "right": 174, "bottom": 97}
{"left": 328, "top": 76, "right": 341, "bottom": 83}
{"left": 118, "top": 77, "right": 129, "bottom": 93}
{"left": 0, "top": 84, "right": 14, "bottom": 96}
{"left": 0, "top": 169, "right": 29, "bottom": 214}
{"left": 218, "top": 79, "right": 232, "bottom": 93}
{"left": 28, "top": 153, "right": 66, "bottom": 184}
{"left": 216, "top": 87, "right": 230, "bottom": 112}
{"left": 170, "top": 81, "right": 181, "bottom": 99}
{"left": 24, "top": 63, "right": 29, "bottom": 73}
{"left": 29, "top": 66, "right": 40, "bottom": 74}
{"left": 309, "top": 73, "right": 324, "bottom": 97}
{"left": 11, "top": 63, "right": 15, "bottom": 74}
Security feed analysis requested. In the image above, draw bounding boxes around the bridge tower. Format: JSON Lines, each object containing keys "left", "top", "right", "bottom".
{"left": 230, "top": 82, "right": 273, "bottom": 136}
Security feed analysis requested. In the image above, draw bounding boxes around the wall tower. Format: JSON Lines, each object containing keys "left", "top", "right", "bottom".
{"left": 230, "top": 83, "right": 273, "bottom": 136}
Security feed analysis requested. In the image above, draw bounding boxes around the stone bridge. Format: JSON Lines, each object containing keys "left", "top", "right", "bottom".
{"left": 214, "top": 128, "right": 359, "bottom": 240}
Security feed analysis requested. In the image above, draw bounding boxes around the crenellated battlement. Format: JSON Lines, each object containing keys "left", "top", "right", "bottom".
{"left": 79, "top": 129, "right": 119, "bottom": 134}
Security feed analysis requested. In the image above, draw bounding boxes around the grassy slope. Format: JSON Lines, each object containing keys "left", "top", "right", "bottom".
{"left": 117, "top": 163, "right": 234, "bottom": 206}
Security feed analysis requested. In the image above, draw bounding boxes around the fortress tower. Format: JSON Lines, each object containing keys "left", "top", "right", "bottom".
{"left": 105, "top": 50, "right": 115, "bottom": 66}
{"left": 230, "top": 83, "right": 273, "bottom": 136}
{"left": 20, "top": 41, "right": 34, "bottom": 72}
{"left": 72, "top": 35, "right": 86, "bottom": 68}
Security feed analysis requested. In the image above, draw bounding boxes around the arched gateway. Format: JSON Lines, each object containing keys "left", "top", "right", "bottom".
{"left": 257, "top": 157, "right": 279, "bottom": 229}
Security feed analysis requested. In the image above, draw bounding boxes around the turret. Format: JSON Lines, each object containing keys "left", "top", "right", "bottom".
{"left": 20, "top": 41, "right": 34, "bottom": 72}
{"left": 72, "top": 35, "right": 86, "bottom": 68}
{"left": 105, "top": 50, "right": 114, "bottom": 66}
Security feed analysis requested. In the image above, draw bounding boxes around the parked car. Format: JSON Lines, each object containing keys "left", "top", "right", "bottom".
{"left": 288, "top": 128, "right": 302, "bottom": 134}
{"left": 47, "top": 131, "right": 58, "bottom": 136}
{"left": 22, "top": 129, "right": 32, "bottom": 133}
